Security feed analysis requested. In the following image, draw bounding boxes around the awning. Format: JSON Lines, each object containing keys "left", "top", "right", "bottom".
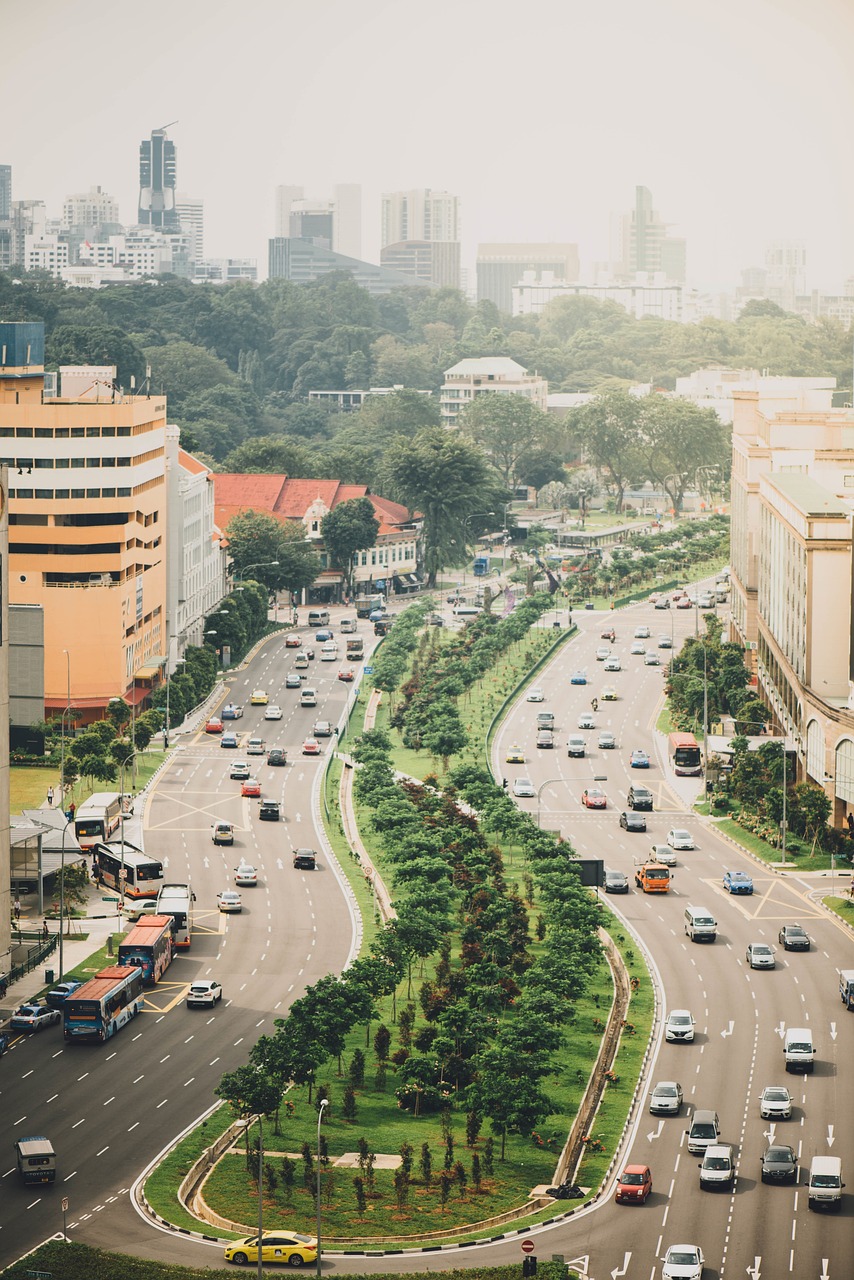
{"left": 134, "top": 663, "right": 164, "bottom": 681}
{"left": 123, "top": 686, "right": 150, "bottom": 706}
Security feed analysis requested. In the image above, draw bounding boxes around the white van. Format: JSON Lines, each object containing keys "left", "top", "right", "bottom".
{"left": 307, "top": 608, "right": 330, "bottom": 628}
{"left": 684, "top": 905, "right": 717, "bottom": 942}
{"left": 784, "top": 1027, "right": 815, "bottom": 1073}
{"left": 686, "top": 1109, "right": 720, "bottom": 1154}
{"left": 808, "top": 1156, "right": 843, "bottom": 1210}
{"left": 320, "top": 641, "right": 338, "bottom": 661}
{"left": 300, "top": 687, "right": 317, "bottom": 707}
{"left": 567, "top": 736, "right": 586, "bottom": 758}
{"left": 453, "top": 605, "right": 482, "bottom": 617}
{"left": 246, "top": 737, "right": 265, "bottom": 755}
{"left": 339, "top": 617, "right": 357, "bottom": 633}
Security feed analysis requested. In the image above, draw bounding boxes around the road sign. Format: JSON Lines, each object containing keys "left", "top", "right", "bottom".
{"left": 520, "top": 1239, "right": 535, "bottom": 1254}
{"left": 364, "top": 665, "right": 373, "bottom": 674}
{"left": 61, "top": 1196, "right": 69, "bottom": 1212}
{"left": 101, "top": 896, "right": 119, "bottom": 904}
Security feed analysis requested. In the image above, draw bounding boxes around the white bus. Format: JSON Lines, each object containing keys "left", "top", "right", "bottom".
{"left": 93, "top": 842, "right": 164, "bottom": 899}
{"left": 156, "top": 882, "right": 195, "bottom": 949}
{"left": 74, "top": 792, "right": 124, "bottom": 851}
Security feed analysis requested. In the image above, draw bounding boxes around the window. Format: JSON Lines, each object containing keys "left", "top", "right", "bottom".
{"left": 87, "top": 427, "right": 99, "bottom": 437}
{"left": 35, "top": 428, "right": 52, "bottom": 439}
{"left": 15, "top": 428, "right": 33, "bottom": 438}
{"left": 71, "top": 428, "right": 84, "bottom": 438}
{"left": 71, "top": 458, "right": 85, "bottom": 468}
{"left": 34, "top": 458, "right": 53, "bottom": 468}
{"left": 86, "top": 458, "right": 100, "bottom": 468}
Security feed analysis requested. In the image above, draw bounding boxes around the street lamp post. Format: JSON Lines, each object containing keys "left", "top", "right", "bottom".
{"left": 57, "top": 815, "right": 74, "bottom": 981}
{"left": 501, "top": 501, "right": 513, "bottom": 573}
{"left": 316, "top": 1097, "right": 328, "bottom": 1277}
{"left": 235, "top": 560, "right": 279, "bottom": 584}
{"left": 536, "top": 776, "right": 565, "bottom": 828}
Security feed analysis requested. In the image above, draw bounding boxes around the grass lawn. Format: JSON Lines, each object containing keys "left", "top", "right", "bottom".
{"left": 11, "top": 749, "right": 169, "bottom": 817}
{"left": 712, "top": 816, "right": 841, "bottom": 871}
{"left": 821, "top": 893, "right": 854, "bottom": 923}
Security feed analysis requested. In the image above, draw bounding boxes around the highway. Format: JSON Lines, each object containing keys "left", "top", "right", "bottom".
{"left": 3, "top": 598, "right": 852, "bottom": 1280}
{"left": 0, "top": 623, "right": 364, "bottom": 1271}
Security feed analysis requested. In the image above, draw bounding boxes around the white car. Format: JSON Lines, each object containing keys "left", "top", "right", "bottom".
{"left": 662, "top": 1245, "right": 705, "bottom": 1280}
{"left": 760, "top": 1085, "right": 793, "bottom": 1119}
{"left": 513, "top": 777, "right": 536, "bottom": 798}
{"left": 264, "top": 705, "right": 283, "bottom": 720}
{"left": 634, "top": 625, "right": 650, "bottom": 639}
{"left": 123, "top": 898, "right": 160, "bottom": 921}
{"left": 526, "top": 687, "right": 545, "bottom": 702}
{"left": 630, "top": 639, "right": 646, "bottom": 655}
{"left": 603, "top": 656, "right": 621, "bottom": 672}
{"left": 234, "top": 862, "right": 258, "bottom": 887}
{"left": 644, "top": 651, "right": 660, "bottom": 666}
{"left": 217, "top": 890, "right": 243, "bottom": 913}
{"left": 577, "top": 712, "right": 595, "bottom": 730}
{"left": 186, "top": 980, "right": 223, "bottom": 1008}
{"left": 648, "top": 1081, "right": 684, "bottom": 1115}
{"left": 667, "top": 828, "right": 695, "bottom": 851}
{"left": 595, "top": 647, "right": 611, "bottom": 662}
{"left": 651, "top": 843, "right": 677, "bottom": 866}
{"left": 746, "top": 942, "right": 775, "bottom": 969}
{"left": 664, "top": 1010, "right": 695, "bottom": 1043}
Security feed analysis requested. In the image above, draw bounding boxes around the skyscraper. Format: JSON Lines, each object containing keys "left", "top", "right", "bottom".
{"left": 176, "top": 195, "right": 204, "bottom": 264}
{"left": 273, "top": 184, "right": 361, "bottom": 259}
{"left": 138, "top": 125, "right": 179, "bottom": 230}
{"left": 476, "top": 243, "right": 580, "bottom": 314}
{"left": 0, "top": 165, "right": 11, "bottom": 270}
{"left": 380, "top": 188, "right": 461, "bottom": 289}
{"left": 610, "top": 186, "right": 686, "bottom": 283}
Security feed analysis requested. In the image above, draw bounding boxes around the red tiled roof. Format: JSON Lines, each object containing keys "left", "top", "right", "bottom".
{"left": 178, "top": 448, "right": 210, "bottom": 477}
{"left": 212, "top": 473, "right": 420, "bottom": 539}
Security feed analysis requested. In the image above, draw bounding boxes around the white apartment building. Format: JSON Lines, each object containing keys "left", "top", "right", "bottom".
{"left": 78, "top": 228, "right": 193, "bottom": 279}
{"left": 62, "top": 186, "right": 120, "bottom": 229}
{"left": 440, "top": 357, "right": 548, "bottom": 426}
{"left": 381, "top": 189, "right": 460, "bottom": 247}
{"left": 512, "top": 271, "right": 694, "bottom": 322}
{"left": 729, "top": 388, "right": 854, "bottom": 826}
{"left": 24, "top": 234, "right": 69, "bottom": 277}
{"left": 176, "top": 195, "right": 204, "bottom": 263}
{"left": 165, "top": 426, "right": 228, "bottom": 672}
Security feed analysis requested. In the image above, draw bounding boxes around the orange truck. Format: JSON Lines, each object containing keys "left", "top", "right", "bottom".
{"left": 634, "top": 862, "right": 672, "bottom": 893}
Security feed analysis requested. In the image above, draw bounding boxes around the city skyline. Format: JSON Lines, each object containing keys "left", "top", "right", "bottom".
{"left": 2, "top": 0, "right": 854, "bottom": 292}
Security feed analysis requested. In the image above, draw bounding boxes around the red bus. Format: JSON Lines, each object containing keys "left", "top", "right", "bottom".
{"left": 117, "top": 915, "right": 174, "bottom": 984}
{"left": 668, "top": 731, "right": 702, "bottom": 776}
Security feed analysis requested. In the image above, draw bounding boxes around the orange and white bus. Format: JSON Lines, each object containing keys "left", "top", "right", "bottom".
{"left": 668, "top": 732, "right": 702, "bottom": 777}
{"left": 74, "top": 793, "right": 123, "bottom": 851}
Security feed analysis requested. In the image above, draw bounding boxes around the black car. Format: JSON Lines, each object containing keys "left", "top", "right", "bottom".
{"left": 627, "top": 786, "right": 653, "bottom": 811}
{"left": 259, "top": 799, "right": 280, "bottom": 821}
{"left": 760, "top": 1144, "right": 798, "bottom": 1184}
{"left": 619, "top": 810, "right": 647, "bottom": 832}
{"left": 293, "top": 848, "right": 317, "bottom": 870}
{"left": 778, "top": 923, "right": 811, "bottom": 951}
{"left": 604, "top": 869, "right": 630, "bottom": 894}
{"left": 267, "top": 748, "right": 287, "bottom": 767}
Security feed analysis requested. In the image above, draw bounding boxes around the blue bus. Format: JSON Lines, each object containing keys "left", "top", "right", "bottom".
{"left": 62, "top": 965, "right": 144, "bottom": 1043}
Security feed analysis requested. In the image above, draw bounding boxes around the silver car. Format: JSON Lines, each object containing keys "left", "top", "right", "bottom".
{"left": 649, "top": 1080, "right": 684, "bottom": 1115}
{"left": 746, "top": 942, "right": 775, "bottom": 969}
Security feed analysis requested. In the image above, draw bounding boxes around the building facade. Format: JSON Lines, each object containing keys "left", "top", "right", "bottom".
{"left": 440, "top": 357, "right": 549, "bottom": 426}
{"left": 273, "top": 184, "right": 362, "bottom": 259}
{"left": 0, "top": 463, "right": 11, "bottom": 982}
{"left": 380, "top": 239, "right": 460, "bottom": 289}
{"left": 176, "top": 195, "right": 204, "bottom": 264}
{"left": 0, "top": 323, "right": 168, "bottom": 722}
{"left": 610, "top": 186, "right": 686, "bottom": 283}
{"left": 729, "top": 388, "right": 854, "bottom": 825}
{"left": 476, "top": 243, "right": 580, "bottom": 314}
{"left": 268, "top": 237, "right": 431, "bottom": 295}
{"left": 512, "top": 272, "right": 693, "bottom": 322}
{"left": 380, "top": 188, "right": 460, "bottom": 289}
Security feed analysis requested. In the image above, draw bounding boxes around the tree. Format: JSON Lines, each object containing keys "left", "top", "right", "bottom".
{"left": 143, "top": 341, "right": 239, "bottom": 413}
{"left": 567, "top": 392, "right": 646, "bottom": 512}
{"left": 382, "top": 428, "right": 495, "bottom": 586}
{"left": 224, "top": 509, "right": 321, "bottom": 598}
{"left": 639, "top": 396, "right": 728, "bottom": 512}
{"left": 221, "top": 435, "right": 315, "bottom": 475}
{"left": 216, "top": 1066, "right": 281, "bottom": 1168}
{"left": 47, "top": 323, "right": 146, "bottom": 389}
{"left": 320, "top": 498, "right": 380, "bottom": 597}
{"left": 458, "top": 394, "right": 560, "bottom": 489}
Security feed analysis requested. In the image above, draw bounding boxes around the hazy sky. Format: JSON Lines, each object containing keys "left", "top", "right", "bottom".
{"left": 4, "top": 0, "right": 854, "bottom": 292}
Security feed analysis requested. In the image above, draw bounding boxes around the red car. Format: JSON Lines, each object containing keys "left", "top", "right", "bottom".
{"left": 241, "top": 778, "right": 262, "bottom": 797}
{"left": 582, "top": 787, "right": 607, "bottom": 809}
{"left": 205, "top": 717, "right": 223, "bottom": 734}
{"left": 285, "top": 634, "right": 302, "bottom": 648}
{"left": 302, "top": 738, "right": 321, "bottom": 756}
{"left": 676, "top": 597, "right": 692, "bottom": 609}
{"left": 600, "top": 627, "right": 616, "bottom": 641}
{"left": 615, "top": 1163, "right": 652, "bottom": 1204}
{"left": 338, "top": 667, "right": 355, "bottom": 683}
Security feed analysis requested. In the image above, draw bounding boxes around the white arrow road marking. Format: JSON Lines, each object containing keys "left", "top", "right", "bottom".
{"left": 647, "top": 1120, "right": 664, "bottom": 1143}
{"left": 827, "top": 1125, "right": 835, "bottom": 1148}
{"left": 763, "top": 1123, "right": 776, "bottom": 1144}
{"left": 277, "top": 858, "right": 284, "bottom": 870}
{"left": 775, "top": 1021, "right": 785, "bottom": 1038}
{"left": 746, "top": 1257, "right": 761, "bottom": 1280}
{"left": 820, "top": 1261, "right": 830, "bottom": 1280}
{"left": 203, "top": 856, "right": 209, "bottom": 868}
{"left": 721, "top": 1021, "right": 734, "bottom": 1037}
{"left": 829, "top": 1021, "right": 837, "bottom": 1041}
{"left": 610, "top": 1253, "right": 631, "bottom": 1279}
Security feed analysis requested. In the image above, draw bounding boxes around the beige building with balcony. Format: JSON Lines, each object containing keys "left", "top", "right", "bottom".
{"left": 0, "top": 322, "right": 167, "bottom": 722}
{"left": 730, "top": 388, "right": 854, "bottom": 824}
{"left": 440, "top": 357, "right": 548, "bottom": 427}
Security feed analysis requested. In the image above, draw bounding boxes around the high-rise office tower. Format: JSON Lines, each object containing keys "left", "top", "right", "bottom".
{"left": 476, "top": 243, "right": 580, "bottom": 314}
{"left": 610, "top": 186, "right": 685, "bottom": 283}
{"left": 176, "top": 195, "right": 204, "bottom": 264}
{"left": 0, "top": 165, "right": 11, "bottom": 270}
{"left": 380, "top": 188, "right": 461, "bottom": 289}
{"left": 273, "top": 184, "right": 361, "bottom": 259}
{"left": 138, "top": 125, "right": 179, "bottom": 230}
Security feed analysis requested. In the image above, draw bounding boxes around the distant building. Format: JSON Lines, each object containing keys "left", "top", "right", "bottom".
{"left": 138, "top": 125, "right": 180, "bottom": 230}
{"left": 476, "top": 243, "right": 580, "bottom": 314}
{"left": 24, "top": 234, "right": 69, "bottom": 277}
{"left": 674, "top": 368, "right": 836, "bottom": 424}
{"left": 213, "top": 474, "right": 422, "bottom": 602}
{"left": 381, "top": 188, "right": 460, "bottom": 288}
{"left": 610, "top": 186, "right": 686, "bottom": 283}
{"left": 440, "top": 357, "right": 548, "bottom": 427}
{"left": 308, "top": 386, "right": 432, "bottom": 412}
{"left": 267, "top": 237, "right": 431, "bottom": 295}
{"left": 9, "top": 199, "right": 47, "bottom": 266}
{"left": 512, "top": 271, "right": 693, "bottom": 322}
{"left": 193, "top": 258, "right": 257, "bottom": 283}
{"left": 380, "top": 240, "right": 460, "bottom": 289}
{"left": 62, "top": 185, "right": 120, "bottom": 232}
{"left": 0, "top": 164, "right": 11, "bottom": 269}
{"left": 273, "top": 184, "right": 362, "bottom": 259}
{"left": 176, "top": 194, "right": 204, "bottom": 263}
{"left": 78, "top": 227, "right": 193, "bottom": 279}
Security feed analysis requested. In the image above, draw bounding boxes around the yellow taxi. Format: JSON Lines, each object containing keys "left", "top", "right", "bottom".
{"left": 250, "top": 689, "right": 268, "bottom": 705}
{"left": 223, "top": 1231, "right": 317, "bottom": 1267}
{"left": 505, "top": 744, "right": 525, "bottom": 763}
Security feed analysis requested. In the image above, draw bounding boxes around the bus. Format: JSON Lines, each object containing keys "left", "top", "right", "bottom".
{"left": 93, "top": 842, "right": 164, "bottom": 899}
{"left": 156, "top": 882, "right": 195, "bottom": 948}
{"left": 74, "top": 792, "right": 124, "bottom": 851}
{"left": 669, "top": 731, "right": 703, "bottom": 776}
{"left": 118, "top": 915, "right": 174, "bottom": 984}
{"left": 62, "top": 965, "right": 144, "bottom": 1043}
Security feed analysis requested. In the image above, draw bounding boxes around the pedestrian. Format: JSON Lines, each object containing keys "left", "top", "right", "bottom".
{"left": 68, "top": 800, "right": 76, "bottom": 820}
{"left": 47, "top": 785, "right": 54, "bottom": 807}
{"left": 847, "top": 812, "right": 854, "bottom": 836}
{"left": 13, "top": 897, "right": 21, "bottom": 921}
{"left": 42, "top": 921, "right": 49, "bottom": 941}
